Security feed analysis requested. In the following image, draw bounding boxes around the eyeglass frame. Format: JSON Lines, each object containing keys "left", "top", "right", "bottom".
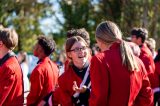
{"left": 69, "top": 46, "right": 88, "bottom": 52}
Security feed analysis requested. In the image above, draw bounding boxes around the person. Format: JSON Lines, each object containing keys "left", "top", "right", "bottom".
{"left": 0, "top": 28, "right": 24, "bottom": 105}
{"left": 89, "top": 21, "right": 153, "bottom": 106}
{"left": 55, "top": 50, "right": 66, "bottom": 76}
{"left": 64, "top": 28, "right": 92, "bottom": 73}
{"left": 67, "top": 28, "right": 90, "bottom": 46}
{"left": 127, "top": 41, "right": 141, "bottom": 57}
{"left": 17, "top": 51, "right": 30, "bottom": 99}
{"left": 92, "top": 43, "right": 101, "bottom": 55}
{"left": 146, "top": 38, "right": 157, "bottom": 59}
{"left": 131, "top": 27, "right": 155, "bottom": 88}
{"left": 153, "top": 48, "right": 160, "bottom": 105}
{"left": 27, "top": 35, "right": 59, "bottom": 105}
{"left": 51, "top": 36, "right": 91, "bottom": 106}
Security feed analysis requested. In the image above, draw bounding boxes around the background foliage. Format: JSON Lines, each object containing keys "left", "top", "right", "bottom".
{"left": 1, "top": 0, "right": 160, "bottom": 52}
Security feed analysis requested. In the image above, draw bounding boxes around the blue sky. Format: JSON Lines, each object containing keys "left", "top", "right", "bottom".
{"left": 39, "top": 0, "right": 64, "bottom": 35}
{"left": 39, "top": 0, "right": 99, "bottom": 35}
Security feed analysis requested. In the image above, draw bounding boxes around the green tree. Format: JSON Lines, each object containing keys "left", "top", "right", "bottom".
{"left": 57, "top": 0, "right": 160, "bottom": 47}
{"left": 56, "top": 0, "right": 95, "bottom": 44}
{"left": 0, "top": 0, "right": 54, "bottom": 52}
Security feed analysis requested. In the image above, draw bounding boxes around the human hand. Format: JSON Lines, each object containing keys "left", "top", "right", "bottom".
{"left": 73, "top": 81, "right": 87, "bottom": 93}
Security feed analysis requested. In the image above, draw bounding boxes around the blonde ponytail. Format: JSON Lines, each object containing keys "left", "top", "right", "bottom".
{"left": 96, "top": 21, "right": 139, "bottom": 72}
{"left": 120, "top": 41, "right": 139, "bottom": 71}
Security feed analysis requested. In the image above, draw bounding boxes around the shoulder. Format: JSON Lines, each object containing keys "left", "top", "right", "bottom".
{"left": 50, "top": 60, "right": 59, "bottom": 70}
{"left": 3, "top": 57, "right": 20, "bottom": 73}
{"left": 92, "top": 52, "right": 105, "bottom": 62}
{"left": 91, "top": 52, "right": 111, "bottom": 67}
{"left": 58, "top": 66, "right": 73, "bottom": 82}
{"left": 34, "top": 58, "right": 50, "bottom": 71}
{"left": 4, "top": 56, "right": 18, "bottom": 66}
{"left": 31, "top": 64, "right": 43, "bottom": 78}
{"left": 141, "top": 44, "right": 152, "bottom": 54}
{"left": 0, "top": 57, "right": 20, "bottom": 79}
{"left": 60, "top": 66, "right": 72, "bottom": 77}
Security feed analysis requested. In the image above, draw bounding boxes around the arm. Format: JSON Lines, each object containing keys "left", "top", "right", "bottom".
{"left": 89, "top": 56, "right": 109, "bottom": 106}
{"left": 0, "top": 67, "right": 15, "bottom": 105}
{"left": 140, "top": 54, "right": 155, "bottom": 75}
{"left": 53, "top": 74, "right": 73, "bottom": 106}
{"left": 27, "top": 68, "right": 44, "bottom": 105}
{"left": 134, "top": 63, "right": 153, "bottom": 106}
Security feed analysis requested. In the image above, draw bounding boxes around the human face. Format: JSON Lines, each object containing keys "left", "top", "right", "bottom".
{"left": 33, "top": 43, "right": 43, "bottom": 57}
{"left": 96, "top": 38, "right": 107, "bottom": 52}
{"left": 96, "top": 38, "right": 101, "bottom": 50}
{"left": 131, "top": 35, "right": 138, "bottom": 44}
{"left": 68, "top": 41, "right": 89, "bottom": 68}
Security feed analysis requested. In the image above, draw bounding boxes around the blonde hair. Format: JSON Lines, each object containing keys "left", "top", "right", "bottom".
{"left": 146, "top": 38, "right": 156, "bottom": 50}
{"left": 96, "top": 21, "right": 138, "bottom": 71}
{"left": 0, "top": 28, "right": 18, "bottom": 50}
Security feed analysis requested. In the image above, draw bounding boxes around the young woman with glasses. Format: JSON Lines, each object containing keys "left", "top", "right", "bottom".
{"left": 38, "top": 36, "right": 91, "bottom": 106}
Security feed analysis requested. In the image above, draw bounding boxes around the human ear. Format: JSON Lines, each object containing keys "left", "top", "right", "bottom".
{"left": 67, "top": 52, "right": 72, "bottom": 59}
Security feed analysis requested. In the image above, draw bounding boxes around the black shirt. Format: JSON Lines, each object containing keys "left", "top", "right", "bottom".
{"left": 72, "top": 61, "right": 89, "bottom": 80}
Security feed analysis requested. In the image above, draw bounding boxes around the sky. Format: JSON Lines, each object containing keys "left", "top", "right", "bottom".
{"left": 39, "top": 0, "right": 64, "bottom": 35}
{"left": 39, "top": 0, "right": 99, "bottom": 35}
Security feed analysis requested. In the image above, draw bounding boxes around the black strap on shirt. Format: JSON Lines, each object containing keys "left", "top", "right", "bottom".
{"left": 0, "top": 52, "right": 15, "bottom": 66}
{"left": 72, "top": 63, "right": 91, "bottom": 106}
{"left": 72, "top": 61, "right": 89, "bottom": 79}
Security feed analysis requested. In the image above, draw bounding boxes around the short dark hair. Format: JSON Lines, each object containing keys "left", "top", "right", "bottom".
{"left": 131, "top": 27, "right": 148, "bottom": 43}
{"left": 0, "top": 28, "right": 18, "bottom": 50}
{"left": 37, "top": 35, "right": 56, "bottom": 56}
{"left": 66, "top": 28, "right": 90, "bottom": 46}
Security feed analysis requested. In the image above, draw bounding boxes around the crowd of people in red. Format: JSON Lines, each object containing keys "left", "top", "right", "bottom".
{"left": 0, "top": 20, "right": 160, "bottom": 106}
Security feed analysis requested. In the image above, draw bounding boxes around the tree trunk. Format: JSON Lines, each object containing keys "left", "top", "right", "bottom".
{"left": 142, "top": 0, "right": 148, "bottom": 28}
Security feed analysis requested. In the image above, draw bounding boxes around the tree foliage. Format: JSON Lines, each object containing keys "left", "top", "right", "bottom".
{"left": 57, "top": 0, "right": 160, "bottom": 47}
{"left": 0, "top": 0, "right": 54, "bottom": 52}
{"left": 1, "top": 0, "right": 160, "bottom": 51}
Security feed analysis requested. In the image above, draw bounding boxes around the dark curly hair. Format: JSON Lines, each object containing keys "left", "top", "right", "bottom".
{"left": 131, "top": 27, "right": 148, "bottom": 43}
{"left": 37, "top": 35, "right": 56, "bottom": 56}
{"left": 66, "top": 28, "right": 90, "bottom": 46}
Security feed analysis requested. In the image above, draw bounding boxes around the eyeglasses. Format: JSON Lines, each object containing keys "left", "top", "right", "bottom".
{"left": 70, "top": 46, "right": 88, "bottom": 52}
